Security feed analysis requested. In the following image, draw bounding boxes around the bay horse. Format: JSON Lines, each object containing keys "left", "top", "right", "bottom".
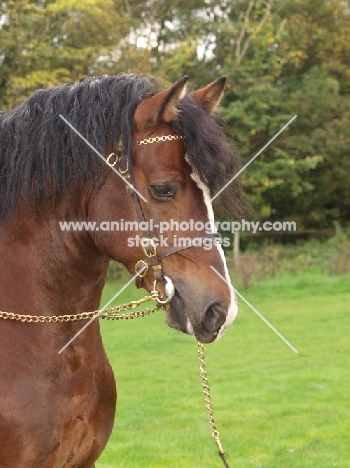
{"left": 0, "top": 74, "right": 246, "bottom": 467}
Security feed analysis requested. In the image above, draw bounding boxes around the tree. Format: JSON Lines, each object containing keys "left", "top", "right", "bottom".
{"left": 0, "top": 0, "right": 133, "bottom": 108}
{"left": 218, "top": 0, "right": 350, "bottom": 229}
{"left": 1, "top": 0, "right": 349, "bottom": 229}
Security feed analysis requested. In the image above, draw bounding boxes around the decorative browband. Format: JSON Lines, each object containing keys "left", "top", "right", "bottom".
{"left": 135, "top": 135, "right": 183, "bottom": 145}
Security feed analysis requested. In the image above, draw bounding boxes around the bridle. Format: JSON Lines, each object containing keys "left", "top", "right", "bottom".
{"left": 0, "top": 135, "right": 231, "bottom": 468}
{"left": 106, "top": 135, "right": 232, "bottom": 467}
{"left": 106, "top": 134, "right": 221, "bottom": 305}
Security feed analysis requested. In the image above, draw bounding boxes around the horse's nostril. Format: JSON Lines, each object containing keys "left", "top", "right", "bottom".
{"left": 201, "top": 303, "right": 226, "bottom": 334}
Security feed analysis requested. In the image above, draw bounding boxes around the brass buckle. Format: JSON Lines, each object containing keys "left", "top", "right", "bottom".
{"left": 119, "top": 158, "right": 129, "bottom": 175}
{"left": 140, "top": 238, "right": 157, "bottom": 258}
{"left": 135, "top": 260, "right": 149, "bottom": 278}
{"left": 106, "top": 152, "right": 119, "bottom": 167}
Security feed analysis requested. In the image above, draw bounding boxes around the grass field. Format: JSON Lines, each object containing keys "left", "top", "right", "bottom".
{"left": 96, "top": 269, "right": 350, "bottom": 468}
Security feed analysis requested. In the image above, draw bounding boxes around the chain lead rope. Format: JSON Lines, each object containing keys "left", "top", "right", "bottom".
{"left": 0, "top": 292, "right": 164, "bottom": 323}
{"left": 197, "top": 341, "right": 232, "bottom": 468}
{"left": 0, "top": 296, "right": 231, "bottom": 466}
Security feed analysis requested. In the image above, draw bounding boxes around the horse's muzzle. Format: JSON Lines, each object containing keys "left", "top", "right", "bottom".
{"left": 201, "top": 302, "right": 227, "bottom": 336}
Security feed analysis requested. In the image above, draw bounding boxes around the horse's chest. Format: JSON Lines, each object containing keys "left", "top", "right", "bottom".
{"left": 0, "top": 349, "right": 116, "bottom": 468}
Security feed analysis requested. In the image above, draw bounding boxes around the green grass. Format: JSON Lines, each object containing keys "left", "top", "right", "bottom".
{"left": 96, "top": 269, "right": 350, "bottom": 467}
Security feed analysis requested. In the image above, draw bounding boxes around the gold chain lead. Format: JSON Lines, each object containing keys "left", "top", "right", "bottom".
{"left": 0, "top": 293, "right": 230, "bottom": 466}
{"left": 198, "top": 341, "right": 231, "bottom": 468}
{"left": 0, "top": 292, "right": 164, "bottom": 323}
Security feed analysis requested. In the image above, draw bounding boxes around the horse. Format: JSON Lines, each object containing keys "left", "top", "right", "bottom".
{"left": 0, "top": 74, "right": 247, "bottom": 467}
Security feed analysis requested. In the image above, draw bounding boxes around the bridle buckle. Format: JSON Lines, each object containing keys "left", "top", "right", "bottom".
{"left": 140, "top": 238, "right": 157, "bottom": 258}
{"left": 135, "top": 260, "right": 149, "bottom": 278}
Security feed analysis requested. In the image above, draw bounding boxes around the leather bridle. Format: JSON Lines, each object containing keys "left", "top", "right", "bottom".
{"left": 106, "top": 134, "right": 221, "bottom": 304}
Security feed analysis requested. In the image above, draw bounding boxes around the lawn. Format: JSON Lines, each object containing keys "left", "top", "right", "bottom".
{"left": 96, "top": 269, "right": 350, "bottom": 468}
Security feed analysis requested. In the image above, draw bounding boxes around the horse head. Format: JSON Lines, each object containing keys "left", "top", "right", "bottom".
{"left": 89, "top": 77, "right": 240, "bottom": 343}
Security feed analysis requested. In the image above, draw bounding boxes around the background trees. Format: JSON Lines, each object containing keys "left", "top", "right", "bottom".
{"left": 1, "top": 0, "right": 349, "bottom": 231}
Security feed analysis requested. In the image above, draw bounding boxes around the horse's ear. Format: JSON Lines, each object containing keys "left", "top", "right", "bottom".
{"left": 134, "top": 76, "right": 188, "bottom": 128}
{"left": 157, "top": 76, "right": 188, "bottom": 123}
{"left": 192, "top": 76, "right": 227, "bottom": 113}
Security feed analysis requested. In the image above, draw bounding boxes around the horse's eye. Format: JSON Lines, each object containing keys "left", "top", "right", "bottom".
{"left": 150, "top": 184, "right": 177, "bottom": 199}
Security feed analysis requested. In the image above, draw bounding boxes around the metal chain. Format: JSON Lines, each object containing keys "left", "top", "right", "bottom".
{"left": 0, "top": 293, "right": 230, "bottom": 467}
{"left": 135, "top": 135, "right": 183, "bottom": 146}
{"left": 0, "top": 291, "right": 164, "bottom": 323}
{"left": 198, "top": 341, "right": 232, "bottom": 468}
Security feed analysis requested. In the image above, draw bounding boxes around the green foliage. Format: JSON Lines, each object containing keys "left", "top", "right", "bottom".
{"left": 230, "top": 231, "right": 350, "bottom": 289}
{"left": 322, "top": 223, "right": 350, "bottom": 275}
{"left": 1, "top": 0, "right": 349, "bottom": 229}
{"left": 218, "top": 0, "right": 350, "bottom": 228}
{"left": 0, "top": 0, "right": 132, "bottom": 107}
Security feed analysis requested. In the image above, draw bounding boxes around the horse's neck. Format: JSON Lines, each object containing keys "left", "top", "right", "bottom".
{"left": 0, "top": 207, "right": 109, "bottom": 317}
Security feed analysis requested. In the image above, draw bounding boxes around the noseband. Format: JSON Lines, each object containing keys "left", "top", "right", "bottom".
{"left": 107, "top": 135, "right": 221, "bottom": 304}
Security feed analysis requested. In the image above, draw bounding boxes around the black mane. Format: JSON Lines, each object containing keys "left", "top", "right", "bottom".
{"left": 170, "top": 94, "right": 247, "bottom": 217}
{"left": 0, "top": 74, "right": 247, "bottom": 221}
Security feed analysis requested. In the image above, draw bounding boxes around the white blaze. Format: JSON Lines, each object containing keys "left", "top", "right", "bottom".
{"left": 187, "top": 159, "right": 238, "bottom": 340}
